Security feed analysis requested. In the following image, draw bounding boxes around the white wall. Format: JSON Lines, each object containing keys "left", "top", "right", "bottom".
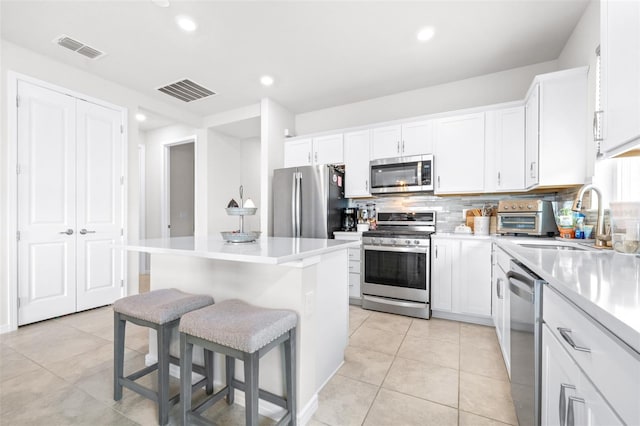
{"left": 294, "top": 60, "right": 558, "bottom": 135}
{"left": 207, "top": 130, "right": 243, "bottom": 234}
{"left": 0, "top": 41, "right": 202, "bottom": 330}
{"left": 557, "top": 0, "right": 600, "bottom": 180}
{"left": 239, "top": 137, "right": 262, "bottom": 232}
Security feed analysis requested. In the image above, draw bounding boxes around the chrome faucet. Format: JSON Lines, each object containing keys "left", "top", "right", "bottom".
{"left": 572, "top": 184, "right": 607, "bottom": 247}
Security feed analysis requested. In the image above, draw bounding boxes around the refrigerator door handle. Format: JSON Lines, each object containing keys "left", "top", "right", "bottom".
{"left": 295, "top": 172, "right": 302, "bottom": 237}
{"left": 291, "top": 172, "right": 298, "bottom": 236}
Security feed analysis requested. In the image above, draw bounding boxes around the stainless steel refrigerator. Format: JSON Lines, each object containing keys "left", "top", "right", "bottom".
{"left": 273, "top": 165, "right": 346, "bottom": 238}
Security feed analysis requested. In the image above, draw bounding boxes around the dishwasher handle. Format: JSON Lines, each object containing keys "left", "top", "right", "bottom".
{"left": 507, "top": 270, "right": 534, "bottom": 303}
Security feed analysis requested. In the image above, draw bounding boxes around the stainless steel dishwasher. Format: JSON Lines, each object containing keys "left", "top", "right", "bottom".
{"left": 506, "top": 260, "right": 544, "bottom": 426}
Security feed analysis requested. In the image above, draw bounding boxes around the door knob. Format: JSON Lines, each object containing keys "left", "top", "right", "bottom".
{"left": 59, "top": 229, "right": 74, "bottom": 235}
{"left": 79, "top": 229, "right": 96, "bottom": 235}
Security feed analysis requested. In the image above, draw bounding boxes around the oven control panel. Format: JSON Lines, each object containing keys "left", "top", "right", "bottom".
{"left": 362, "top": 236, "right": 430, "bottom": 247}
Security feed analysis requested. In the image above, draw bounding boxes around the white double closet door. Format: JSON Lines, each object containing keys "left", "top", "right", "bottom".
{"left": 17, "top": 81, "right": 124, "bottom": 325}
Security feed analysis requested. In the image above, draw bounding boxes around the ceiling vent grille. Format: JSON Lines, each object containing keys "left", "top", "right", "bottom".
{"left": 157, "top": 79, "right": 216, "bottom": 102}
{"left": 54, "top": 35, "right": 106, "bottom": 59}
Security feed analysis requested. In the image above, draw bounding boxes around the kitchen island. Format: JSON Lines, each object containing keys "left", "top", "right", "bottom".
{"left": 126, "top": 236, "right": 359, "bottom": 424}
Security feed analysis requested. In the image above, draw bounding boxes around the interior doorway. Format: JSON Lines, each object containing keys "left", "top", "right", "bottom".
{"left": 165, "top": 141, "right": 195, "bottom": 237}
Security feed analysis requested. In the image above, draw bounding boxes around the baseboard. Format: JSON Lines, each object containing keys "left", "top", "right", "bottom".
{"left": 0, "top": 323, "right": 15, "bottom": 334}
{"left": 144, "top": 353, "right": 320, "bottom": 424}
{"left": 431, "top": 310, "right": 494, "bottom": 326}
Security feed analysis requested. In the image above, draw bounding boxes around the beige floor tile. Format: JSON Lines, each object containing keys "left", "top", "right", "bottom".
{"left": 313, "top": 374, "right": 378, "bottom": 426}
{"left": 307, "top": 419, "right": 331, "bottom": 426}
{"left": 199, "top": 397, "right": 276, "bottom": 426}
{"left": 361, "top": 311, "right": 412, "bottom": 334}
{"left": 460, "top": 344, "right": 509, "bottom": 382}
{"left": 23, "top": 329, "right": 110, "bottom": 367}
{"left": 348, "top": 306, "right": 371, "bottom": 335}
{"left": 0, "top": 320, "right": 77, "bottom": 349}
{"left": 337, "top": 345, "right": 394, "bottom": 386}
{"left": 139, "top": 274, "right": 151, "bottom": 293}
{"left": 0, "top": 367, "right": 73, "bottom": 417}
{"left": 397, "top": 334, "right": 460, "bottom": 370}
{"left": 459, "top": 371, "right": 518, "bottom": 425}
{"left": 0, "top": 344, "right": 42, "bottom": 383}
{"left": 382, "top": 357, "right": 458, "bottom": 408}
{"left": 363, "top": 388, "right": 458, "bottom": 426}
{"left": 459, "top": 410, "right": 512, "bottom": 426}
{"left": 460, "top": 323, "right": 500, "bottom": 352}
{"left": 349, "top": 326, "right": 405, "bottom": 356}
{"left": 407, "top": 317, "right": 460, "bottom": 344}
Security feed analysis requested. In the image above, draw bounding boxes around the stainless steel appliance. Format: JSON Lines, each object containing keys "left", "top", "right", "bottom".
{"left": 361, "top": 210, "right": 435, "bottom": 319}
{"left": 497, "top": 199, "right": 558, "bottom": 236}
{"left": 507, "top": 260, "right": 544, "bottom": 426}
{"left": 370, "top": 154, "right": 434, "bottom": 194}
{"left": 341, "top": 207, "right": 358, "bottom": 231}
{"left": 273, "top": 165, "right": 346, "bottom": 238}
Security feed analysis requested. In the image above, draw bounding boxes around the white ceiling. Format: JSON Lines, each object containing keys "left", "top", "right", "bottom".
{"left": 1, "top": 0, "right": 589, "bottom": 118}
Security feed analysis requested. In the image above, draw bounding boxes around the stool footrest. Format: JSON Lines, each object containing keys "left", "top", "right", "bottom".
{"left": 193, "top": 386, "right": 230, "bottom": 414}
{"left": 126, "top": 363, "right": 158, "bottom": 382}
{"left": 120, "top": 377, "right": 160, "bottom": 402}
{"left": 230, "top": 378, "right": 288, "bottom": 409}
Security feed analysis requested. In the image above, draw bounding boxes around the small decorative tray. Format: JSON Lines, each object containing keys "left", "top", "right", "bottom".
{"left": 225, "top": 207, "right": 257, "bottom": 216}
{"left": 220, "top": 231, "right": 261, "bottom": 243}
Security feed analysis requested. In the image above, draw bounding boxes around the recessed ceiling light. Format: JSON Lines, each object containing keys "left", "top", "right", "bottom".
{"left": 417, "top": 26, "right": 435, "bottom": 42}
{"left": 176, "top": 15, "right": 197, "bottom": 32}
{"left": 136, "top": 113, "right": 147, "bottom": 122}
{"left": 260, "top": 75, "right": 274, "bottom": 87}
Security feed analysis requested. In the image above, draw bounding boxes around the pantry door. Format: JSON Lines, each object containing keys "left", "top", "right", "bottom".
{"left": 75, "top": 100, "right": 124, "bottom": 310}
{"left": 17, "top": 81, "right": 78, "bottom": 325}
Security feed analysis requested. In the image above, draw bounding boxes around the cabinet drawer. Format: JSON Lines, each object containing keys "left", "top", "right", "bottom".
{"left": 348, "top": 260, "right": 360, "bottom": 274}
{"left": 544, "top": 286, "right": 640, "bottom": 425}
{"left": 349, "top": 272, "right": 360, "bottom": 288}
{"left": 348, "top": 248, "right": 361, "bottom": 261}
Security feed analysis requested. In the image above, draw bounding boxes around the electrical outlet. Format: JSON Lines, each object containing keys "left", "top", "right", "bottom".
{"left": 305, "top": 291, "right": 314, "bottom": 316}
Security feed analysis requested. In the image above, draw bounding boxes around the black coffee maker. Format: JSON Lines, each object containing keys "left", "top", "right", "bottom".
{"left": 342, "top": 208, "right": 358, "bottom": 231}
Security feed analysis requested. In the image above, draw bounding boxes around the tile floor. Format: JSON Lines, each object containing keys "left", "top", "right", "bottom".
{"left": 0, "top": 304, "right": 517, "bottom": 425}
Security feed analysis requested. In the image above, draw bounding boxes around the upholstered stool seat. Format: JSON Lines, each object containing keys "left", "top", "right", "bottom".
{"left": 113, "top": 289, "right": 214, "bottom": 425}
{"left": 179, "top": 299, "right": 298, "bottom": 426}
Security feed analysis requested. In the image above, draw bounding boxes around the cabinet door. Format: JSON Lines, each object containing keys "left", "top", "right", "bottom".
{"left": 344, "top": 130, "right": 371, "bottom": 197}
{"left": 314, "top": 134, "right": 344, "bottom": 165}
{"left": 456, "top": 239, "right": 492, "bottom": 317}
{"left": 434, "top": 112, "right": 485, "bottom": 194}
{"left": 431, "top": 239, "right": 452, "bottom": 312}
{"left": 371, "top": 125, "right": 402, "bottom": 160}
{"left": 525, "top": 85, "right": 539, "bottom": 188}
{"left": 284, "top": 138, "right": 312, "bottom": 168}
{"left": 401, "top": 120, "right": 433, "bottom": 157}
{"left": 495, "top": 106, "right": 525, "bottom": 191}
{"left": 600, "top": 0, "right": 640, "bottom": 155}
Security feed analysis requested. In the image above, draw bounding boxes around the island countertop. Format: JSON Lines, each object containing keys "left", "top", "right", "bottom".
{"left": 126, "top": 236, "right": 359, "bottom": 265}
{"left": 496, "top": 239, "right": 640, "bottom": 354}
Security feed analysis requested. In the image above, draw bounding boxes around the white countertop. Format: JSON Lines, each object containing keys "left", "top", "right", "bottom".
{"left": 333, "top": 231, "right": 363, "bottom": 240}
{"left": 433, "top": 232, "right": 494, "bottom": 240}
{"left": 125, "top": 236, "right": 359, "bottom": 265}
{"left": 496, "top": 239, "right": 640, "bottom": 353}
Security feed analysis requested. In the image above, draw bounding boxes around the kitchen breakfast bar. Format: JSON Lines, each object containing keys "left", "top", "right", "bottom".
{"left": 125, "top": 236, "right": 359, "bottom": 423}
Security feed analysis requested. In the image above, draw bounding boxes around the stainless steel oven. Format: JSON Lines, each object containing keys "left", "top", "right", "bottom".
{"left": 370, "top": 154, "right": 433, "bottom": 194}
{"left": 361, "top": 211, "right": 435, "bottom": 319}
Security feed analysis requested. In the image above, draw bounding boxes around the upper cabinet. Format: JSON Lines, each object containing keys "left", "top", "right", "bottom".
{"left": 486, "top": 105, "right": 526, "bottom": 192}
{"left": 371, "top": 120, "right": 433, "bottom": 160}
{"left": 600, "top": 0, "right": 640, "bottom": 156}
{"left": 284, "top": 134, "right": 344, "bottom": 168}
{"left": 344, "top": 130, "right": 371, "bottom": 198}
{"left": 524, "top": 67, "right": 588, "bottom": 188}
{"left": 434, "top": 112, "right": 485, "bottom": 194}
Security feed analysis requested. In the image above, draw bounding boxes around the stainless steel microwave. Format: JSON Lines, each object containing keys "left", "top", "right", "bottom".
{"left": 370, "top": 154, "right": 434, "bottom": 194}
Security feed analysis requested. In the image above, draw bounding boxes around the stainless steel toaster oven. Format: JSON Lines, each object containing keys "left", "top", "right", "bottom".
{"left": 497, "top": 200, "right": 558, "bottom": 236}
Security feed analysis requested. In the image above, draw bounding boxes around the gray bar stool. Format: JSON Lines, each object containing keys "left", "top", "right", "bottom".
{"left": 113, "top": 288, "right": 215, "bottom": 425}
{"left": 179, "top": 299, "right": 297, "bottom": 426}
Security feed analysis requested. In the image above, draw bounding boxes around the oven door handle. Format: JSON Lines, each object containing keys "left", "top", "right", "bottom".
{"left": 363, "top": 245, "right": 429, "bottom": 254}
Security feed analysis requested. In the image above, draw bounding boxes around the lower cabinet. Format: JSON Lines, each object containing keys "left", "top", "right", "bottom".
{"left": 431, "top": 236, "right": 492, "bottom": 321}
{"left": 492, "top": 245, "right": 511, "bottom": 376}
{"left": 334, "top": 232, "right": 362, "bottom": 305}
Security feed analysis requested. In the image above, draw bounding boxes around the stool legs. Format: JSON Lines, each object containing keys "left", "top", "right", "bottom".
{"left": 225, "top": 355, "right": 235, "bottom": 404}
{"left": 244, "top": 351, "right": 260, "bottom": 426}
{"left": 180, "top": 333, "right": 193, "bottom": 426}
{"left": 204, "top": 349, "right": 214, "bottom": 395}
{"left": 114, "top": 313, "right": 126, "bottom": 401}
{"left": 157, "top": 324, "right": 172, "bottom": 425}
{"left": 285, "top": 329, "right": 297, "bottom": 426}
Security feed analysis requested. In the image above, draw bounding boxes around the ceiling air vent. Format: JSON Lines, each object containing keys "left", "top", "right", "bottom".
{"left": 54, "top": 35, "right": 106, "bottom": 59}
{"left": 157, "top": 79, "right": 216, "bottom": 102}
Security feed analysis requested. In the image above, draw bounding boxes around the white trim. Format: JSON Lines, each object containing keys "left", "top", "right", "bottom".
{"left": 161, "top": 137, "right": 196, "bottom": 239}
{"left": 138, "top": 143, "right": 148, "bottom": 273}
{"left": 5, "top": 71, "right": 128, "bottom": 333}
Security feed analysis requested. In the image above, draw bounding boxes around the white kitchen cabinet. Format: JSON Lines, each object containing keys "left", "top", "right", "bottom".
{"left": 431, "top": 236, "right": 492, "bottom": 321}
{"left": 543, "top": 285, "right": 637, "bottom": 425}
{"left": 343, "top": 130, "right": 371, "bottom": 198}
{"left": 334, "top": 232, "right": 362, "bottom": 305}
{"left": 371, "top": 120, "right": 433, "bottom": 160}
{"left": 524, "top": 67, "right": 588, "bottom": 188}
{"left": 284, "top": 134, "right": 343, "bottom": 168}
{"left": 491, "top": 245, "right": 510, "bottom": 375}
{"left": 434, "top": 112, "right": 485, "bottom": 194}
{"left": 600, "top": 0, "right": 640, "bottom": 156}
{"left": 485, "top": 105, "right": 525, "bottom": 192}
{"left": 542, "top": 325, "right": 622, "bottom": 426}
